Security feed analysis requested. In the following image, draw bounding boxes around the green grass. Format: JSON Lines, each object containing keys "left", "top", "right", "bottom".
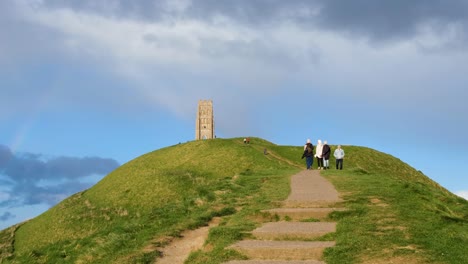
{"left": 321, "top": 146, "right": 468, "bottom": 264}
{"left": 0, "top": 139, "right": 466, "bottom": 263}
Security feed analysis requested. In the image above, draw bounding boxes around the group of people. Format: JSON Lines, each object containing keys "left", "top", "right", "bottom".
{"left": 301, "top": 139, "right": 345, "bottom": 170}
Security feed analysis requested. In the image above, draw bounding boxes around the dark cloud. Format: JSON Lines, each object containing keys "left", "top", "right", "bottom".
{"left": 46, "top": 156, "right": 121, "bottom": 179}
{"left": 189, "top": 0, "right": 468, "bottom": 44}
{"left": 35, "top": 0, "right": 168, "bottom": 21}
{"left": 36, "top": 0, "right": 309, "bottom": 24}
{"left": 35, "top": 0, "right": 468, "bottom": 43}
{"left": 0, "top": 144, "right": 119, "bottom": 207}
{"left": 4, "top": 157, "right": 46, "bottom": 182}
{"left": 0, "top": 145, "right": 119, "bottom": 182}
{"left": 0, "top": 145, "right": 13, "bottom": 167}
{"left": 0, "top": 212, "right": 15, "bottom": 222}
{"left": 314, "top": 0, "right": 468, "bottom": 42}
{"left": 8, "top": 181, "right": 93, "bottom": 206}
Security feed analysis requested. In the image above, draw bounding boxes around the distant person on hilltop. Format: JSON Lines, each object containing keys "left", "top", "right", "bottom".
{"left": 322, "top": 140, "right": 331, "bottom": 170}
{"left": 301, "top": 139, "right": 314, "bottom": 170}
{"left": 315, "top": 139, "right": 324, "bottom": 170}
{"left": 334, "top": 145, "right": 345, "bottom": 170}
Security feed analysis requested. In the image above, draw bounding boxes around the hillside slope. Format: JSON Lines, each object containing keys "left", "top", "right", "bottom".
{"left": 0, "top": 138, "right": 466, "bottom": 263}
{"left": 1, "top": 138, "right": 300, "bottom": 263}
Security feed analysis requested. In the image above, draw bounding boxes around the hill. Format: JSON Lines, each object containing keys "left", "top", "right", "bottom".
{"left": 0, "top": 137, "right": 467, "bottom": 263}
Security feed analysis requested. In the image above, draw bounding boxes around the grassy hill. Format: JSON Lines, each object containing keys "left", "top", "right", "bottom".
{"left": 0, "top": 138, "right": 467, "bottom": 263}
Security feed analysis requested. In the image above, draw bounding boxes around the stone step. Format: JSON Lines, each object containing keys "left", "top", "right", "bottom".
{"left": 281, "top": 200, "right": 342, "bottom": 208}
{"left": 228, "top": 240, "right": 335, "bottom": 260}
{"left": 224, "top": 260, "right": 325, "bottom": 264}
{"left": 252, "top": 222, "right": 336, "bottom": 240}
{"left": 263, "top": 208, "right": 346, "bottom": 220}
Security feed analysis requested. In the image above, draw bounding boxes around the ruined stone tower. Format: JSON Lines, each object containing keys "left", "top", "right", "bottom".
{"left": 195, "top": 100, "right": 214, "bottom": 140}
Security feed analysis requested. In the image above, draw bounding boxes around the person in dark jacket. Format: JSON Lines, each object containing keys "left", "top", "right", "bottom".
{"left": 301, "top": 139, "right": 314, "bottom": 170}
{"left": 322, "top": 140, "right": 331, "bottom": 170}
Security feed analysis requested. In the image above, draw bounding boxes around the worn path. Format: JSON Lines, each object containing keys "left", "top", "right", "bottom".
{"left": 156, "top": 218, "right": 220, "bottom": 263}
{"left": 226, "top": 170, "right": 344, "bottom": 263}
{"left": 156, "top": 170, "right": 343, "bottom": 263}
{"left": 287, "top": 170, "right": 340, "bottom": 203}
{"left": 283, "top": 170, "right": 342, "bottom": 208}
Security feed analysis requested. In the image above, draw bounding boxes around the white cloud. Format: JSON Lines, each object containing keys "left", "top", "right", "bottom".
{"left": 15, "top": 4, "right": 317, "bottom": 119}
{"left": 27, "top": 6, "right": 256, "bottom": 68}
{"left": 455, "top": 191, "right": 468, "bottom": 200}
{"left": 5, "top": 0, "right": 468, "bottom": 134}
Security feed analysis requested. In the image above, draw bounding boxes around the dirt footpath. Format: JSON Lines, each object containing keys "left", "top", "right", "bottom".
{"left": 157, "top": 169, "right": 342, "bottom": 263}
{"left": 286, "top": 169, "right": 341, "bottom": 204}
{"left": 227, "top": 169, "right": 343, "bottom": 263}
{"left": 157, "top": 218, "right": 220, "bottom": 264}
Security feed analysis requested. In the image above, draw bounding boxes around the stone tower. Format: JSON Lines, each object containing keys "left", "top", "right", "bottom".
{"left": 195, "top": 100, "right": 215, "bottom": 140}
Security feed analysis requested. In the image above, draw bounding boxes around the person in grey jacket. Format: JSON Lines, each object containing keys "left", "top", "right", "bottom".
{"left": 334, "top": 145, "right": 345, "bottom": 170}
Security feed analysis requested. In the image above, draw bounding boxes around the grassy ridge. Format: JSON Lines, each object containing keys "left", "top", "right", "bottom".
{"left": 5, "top": 138, "right": 299, "bottom": 263}
{"left": 1, "top": 138, "right": 466, "bottom": 263}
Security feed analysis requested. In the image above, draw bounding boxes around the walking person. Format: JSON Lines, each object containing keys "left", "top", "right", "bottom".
{"left": 334, "top": 145, "right": 345, "bottom": 170}
{"left": 322, "top": 140, "right": 331, "bottom": 170}
{"left": 315, "top": 139, "right": 324, "bottom": 170}
{"left": 301, "top": 139, "right": 314, "bottom": 170}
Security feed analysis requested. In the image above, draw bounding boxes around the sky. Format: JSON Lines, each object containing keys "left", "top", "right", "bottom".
{"left": 1, "top": 0, "right": 468, "bottom": 230}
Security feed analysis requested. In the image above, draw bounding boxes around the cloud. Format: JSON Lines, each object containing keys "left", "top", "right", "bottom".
{"left": 6, "top": 0, "right": 468, "bottom": 71}
{"left": 455, "top": 191, "right": 468, "bottom": 200}
{"left": 0, "top": 144, "right": 119, "bottom": 207}
{"left": 1, "top": 0, "right": 468, "bottom": 139}
{"left": 2, "top": 152, "right": 119, "bottom": 182}
{"left": 312, "top": 0, "right": 468, "bottom": 43}
{"left": 0, "top": 1, "right": 66, "bottom": 63}
{"left": 0, "top": 145, "right": 13, "bottom": 167}
{"left": 2, "top": 1, "right": 318, "bottom": 122}
{"left": 0, "top": 212, "right": 15, "bottom": 222}
{"left": 33, "top": 0, "right": 468, "bottom": 42}
{"left": 3, "top": 1, "right": 468, "bottom": 103}
{"left": 8, "top": 181, "right": 93, "bottom": 206}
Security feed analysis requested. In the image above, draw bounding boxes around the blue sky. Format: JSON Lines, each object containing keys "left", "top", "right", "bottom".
{"left": 1, "top": 0, "right": 468, "bottom": 230}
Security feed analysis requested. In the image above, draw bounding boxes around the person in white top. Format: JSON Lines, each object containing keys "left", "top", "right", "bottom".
{"left": 315, "top": 139, "right": 324, "bottom": 170}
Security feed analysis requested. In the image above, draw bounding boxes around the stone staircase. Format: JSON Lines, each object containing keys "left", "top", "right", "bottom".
{"left": 224, "top": 170, "right": 344, "bottom": 264}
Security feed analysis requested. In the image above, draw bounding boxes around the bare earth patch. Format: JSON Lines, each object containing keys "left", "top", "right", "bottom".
{"left": 360, "top": 244, "right": 428, "bottom": 264}
{"left": 156, "top": 217, "right": 221, "bottom": 264}
{"left": 369, "top": 197, "right": 389, "bottom": 207}
{"left": 360, "top": 255, "right": 427, "bottom": 264}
